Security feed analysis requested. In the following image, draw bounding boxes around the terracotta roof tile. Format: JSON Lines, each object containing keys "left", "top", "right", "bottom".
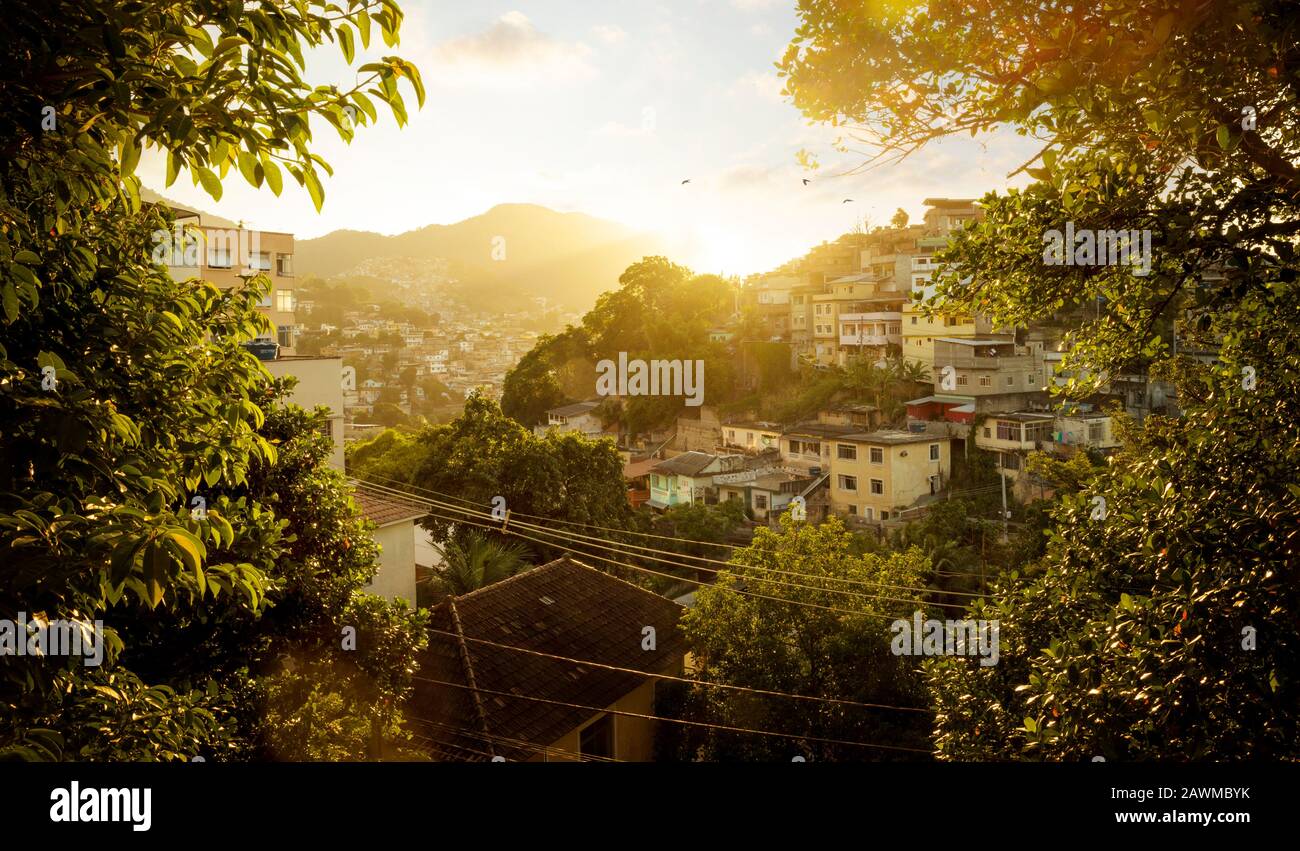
{"left": 408, "top": 557, "right": 687, "bottom": 761}
{"left": 351, "top": 481, "right": 426, "bottom": 527}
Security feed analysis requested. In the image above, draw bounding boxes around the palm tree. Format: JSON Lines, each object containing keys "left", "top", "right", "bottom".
{"left": 426, "top": 531, "right": 531, "bottom": 598}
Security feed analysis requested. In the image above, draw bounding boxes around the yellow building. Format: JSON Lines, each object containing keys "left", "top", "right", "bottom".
{"left": 827, "top": 430, "right": 952, "bottom": 521}
{"left": 902, "top": 280, "right": 991, "bottom": 369}
{"left": 162, "top": 210, "right": 298, "bottom": 352}
{"left": 810, "top": 276, "right": 906, "bottom": 365}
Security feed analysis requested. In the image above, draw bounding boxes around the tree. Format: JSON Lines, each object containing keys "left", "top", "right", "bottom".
{"left": 890, "top": 208, "right": 909, "bottom": 229}
{"left": 781, "top": 0, "right": 1300, "bottom": 759}
{"left": 369, "top": 393, "right": 635, "bottom": 559}
{"left": 669, "top": 516, "right": 934, "bottom": 761}
{"left": 427, "top": 532, "right": 530, "bottom": 598}
{"left": 0, "top": 0, "right": 423, "bottom": 759}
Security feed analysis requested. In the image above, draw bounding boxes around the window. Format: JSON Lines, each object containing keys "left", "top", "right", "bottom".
{"left": 747, "top": 432, "right": 755, "bottom": 446}
{"left": 870, "top": 447, "right": 883, "bottom": 464}
{"left": 206, "top": 239, "right": 233, "bottom": 268}
{"left": 996, "top": 421, "right": 1022, "bottom": 442}
{"left": 276, "top": 327, "right": 293, "bottom": 348}
{"left": 837, "top": 444, "right": 857, "bottom": 460}
{"left": 910, "top": 316, "right": 918, "bottom": 325}
{"left": 863, "top": 507, "right": 874, "bottom": 520}
{"left": 1006, "top": 375, "right": 1015, "bottom": 386}
{"left": 870, "top": 479, "right": 884, "bottom": 495}
{"left": 727, "top": 430, "right": 736, "bottom": 441}
{"left": 318, "top": 419, "right": 333, "bottom": 442}
{"left": 276, "top": 289, "right": 295, "bottom": 312}
{"left": 1025, "top": 421, "right": 1053, "bottom": 443}
{"left": 929, "top": 443, "right": 940, "bottom": 461}
{"left": 651, "top": 475, "right": 661, "bottom": 489}
{"left": 847, "top": 504, "right": 857, "bottom": 515}
{"left": 1000, "top": 452, "right": 1022, "bottom": 471}
{"left": 1028, "top": 374, "right": 1038, "bottom": 385}
{"left": 1088, "top": 421, "right": 1105, "bottom": 442}
{"left": 838, "top": 475, "right": 858, "bottom": 491}
{"left": 880, "top": 511, "right": 890, "bottom": 520}
{"left": 983, "top": 427, "right": 991, "bottom": 438}
{"left": 979, "top": 375, "right": 992, "bottom": 387}
{"left": 249, "top": 251, "right": 272, "bottom": 271}
{"left": 957, "top": 374, "right": 968, "bottom": 386}
{"left": 754, "top": 494, "right": 768, "bottom": 509}
{"left": 580, "top": 715, "right": 614, "bottom": 759}
{"left": 276, "top": 254, "right": 294, "bottom": 276}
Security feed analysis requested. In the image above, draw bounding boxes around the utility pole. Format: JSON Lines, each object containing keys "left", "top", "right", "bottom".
{"left": 999, "top": 463, "right": 1009, "bottom": 542}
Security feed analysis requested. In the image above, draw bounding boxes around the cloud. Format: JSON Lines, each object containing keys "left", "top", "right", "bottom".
{"left": 431, "top": 11, "right": 595, "bottom": 87}
{"left": 593, "top": 120, "right": 651, "bottom": 138}
{"left": 591, "top": 24, "right": 626, "bottom": 44}
{"left": 731, "top": 0, "right": 781, "bottom": 10}
{"left": 730, "top": 70, "right": 786, "bottom": 102}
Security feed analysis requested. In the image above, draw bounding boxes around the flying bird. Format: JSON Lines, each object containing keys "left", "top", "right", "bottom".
{"left": 681, "top": 179, "right": 691, "bottom": 184}
{"left": 842, "top": 198, "right": 854, "bottom": 203}
{"left": 802, "top": 178, "right": 810, "bottom": 185}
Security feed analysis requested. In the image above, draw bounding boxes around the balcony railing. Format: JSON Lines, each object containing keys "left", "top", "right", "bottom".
{"left": 839, "top": 333, "right": 901, "bottom": 347}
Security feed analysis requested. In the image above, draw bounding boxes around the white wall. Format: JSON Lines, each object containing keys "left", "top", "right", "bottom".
{"left": 364, "top": 521, "right": 418, "bottom": 609}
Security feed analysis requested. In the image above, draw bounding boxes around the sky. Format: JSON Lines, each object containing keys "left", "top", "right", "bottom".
{"left": 139, "top": 0, "right": 1040, "bottom": 278}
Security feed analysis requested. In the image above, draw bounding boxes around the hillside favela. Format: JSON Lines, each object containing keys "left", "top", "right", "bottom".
{"left": 2, "top": 0, "right": 1295, "bottom": 832}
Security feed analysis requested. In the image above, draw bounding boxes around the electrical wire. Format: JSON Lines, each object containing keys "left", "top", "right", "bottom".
{"left": 355, "top": 475, "right": 995, "bottom": 610}
{"left": 428, "top": 626, "right": 935, "bottom": 715}
{"left": 413, "top": 675, "right": 935, "bottom": 756}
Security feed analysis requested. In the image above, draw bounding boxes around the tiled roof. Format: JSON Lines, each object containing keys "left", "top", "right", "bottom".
{"left": 651, "top": 451, "right": 716, "bottom": 477}
{"left": 408, "top": 557, "right": 687, "bottom": 761}
{"left": 351, "top": 481, "right": 427, "bottom": 527}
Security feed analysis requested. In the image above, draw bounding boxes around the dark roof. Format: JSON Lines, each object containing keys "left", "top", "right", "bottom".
{"left": 351, "top": 481, "right": 426, "bottom": 527}
{"left": 841, "top": 429, "right": 950, "bottom": 446}
{"left": 782, "top": 421, "right": 861, "bottom": 439}
{"left": 651, "top": 450, "right": 716, "bottom": 477}
{"left": 408, "top": 557, "right": 687, "bottom": 761}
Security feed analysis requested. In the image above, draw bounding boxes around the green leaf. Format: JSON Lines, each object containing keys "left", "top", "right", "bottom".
{"left": 1, "top": 284, "right": 17, "bottom": 322}
{"left": 119, "top": 136, "right": 141, "bottom": 177}
{"left": 165, "top": 150, "right": 180, "bottom": 187}
{"left": 1215, "top": 124, "right": 1231, "bottom": 150}
{"left": 195, "top": 166, "right": 222, "bottom": 200}
{"left": 304, "top": 168, "right": 324, "bottom": 212}
{"left": 260, "top": 155, "right": 283, "bottom": 195}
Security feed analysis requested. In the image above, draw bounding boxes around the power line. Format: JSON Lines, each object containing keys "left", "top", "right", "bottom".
{"left": 356, "top": 476, "right": 993, "bottom": 610}
{"left": 409, "top": 716, "right": 622, "bottom": 762}
{"left": 413, "top": 675, "right": 935, "bottom": 756}
{"left": 422, "top": 508, "right": 925, "bottom": 621}
{"left": 429, "top": 626, "right": 935, "bottom": 716}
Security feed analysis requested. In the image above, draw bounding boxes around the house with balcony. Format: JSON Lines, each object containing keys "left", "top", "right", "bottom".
{"left": 779, "top": 421, "right": 863, "bottom": 474}
{"left": 930, "top": 337, "right": 1048, "bottom": 412}
{"left": 1053, "top": 410, "right": 1121, "bottom": 455}
{"left": 901, "top": 283, "right": 995, "bottom": 370}
{"left": 721, "top": 421, "right": 783, "bottom": 454}
{"left": 827, "top": 431, "right": 951, "bottom": 522}
{"left": 809, "top": 277, "right": 906, "bottom": 365}
{"left": 974, "top": 412, "right": 1056, "bottom": 480}
{"left": 714, "top": 465, "right": 814, "bottom": 521}
{"left": 161, "top": 208, "right": 298, "bottom": 352}
{"left": 647, "top": 452, "right": 747, "bottom": 510}
{"left": 837, "top": 310, "right": 902, "bottom": 365}
{"left": 534, "top": 400, "right": 607, "bottom": 439}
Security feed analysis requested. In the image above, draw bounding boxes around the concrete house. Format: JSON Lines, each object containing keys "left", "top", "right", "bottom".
{"left": 408, "top": 557, "right": 687, "bottom": 761}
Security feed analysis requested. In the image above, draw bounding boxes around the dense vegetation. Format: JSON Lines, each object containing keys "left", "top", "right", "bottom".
{"left": 0, "top": 0, "right": 427, "bottom": 760}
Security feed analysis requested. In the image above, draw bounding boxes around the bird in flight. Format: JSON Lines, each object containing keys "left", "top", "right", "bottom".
{"left": 842, "top": 199, "right": 854, "bottom": 203}
{"left": 681, "top": 179, "right": 691, "bottom": 184}
{"left": 802, "top": 178, "right": 810, "bottom": 185}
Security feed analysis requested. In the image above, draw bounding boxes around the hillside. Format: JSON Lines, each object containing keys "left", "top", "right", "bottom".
{"left": 295, "top": 203, "right": 668, "bottom": 311}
